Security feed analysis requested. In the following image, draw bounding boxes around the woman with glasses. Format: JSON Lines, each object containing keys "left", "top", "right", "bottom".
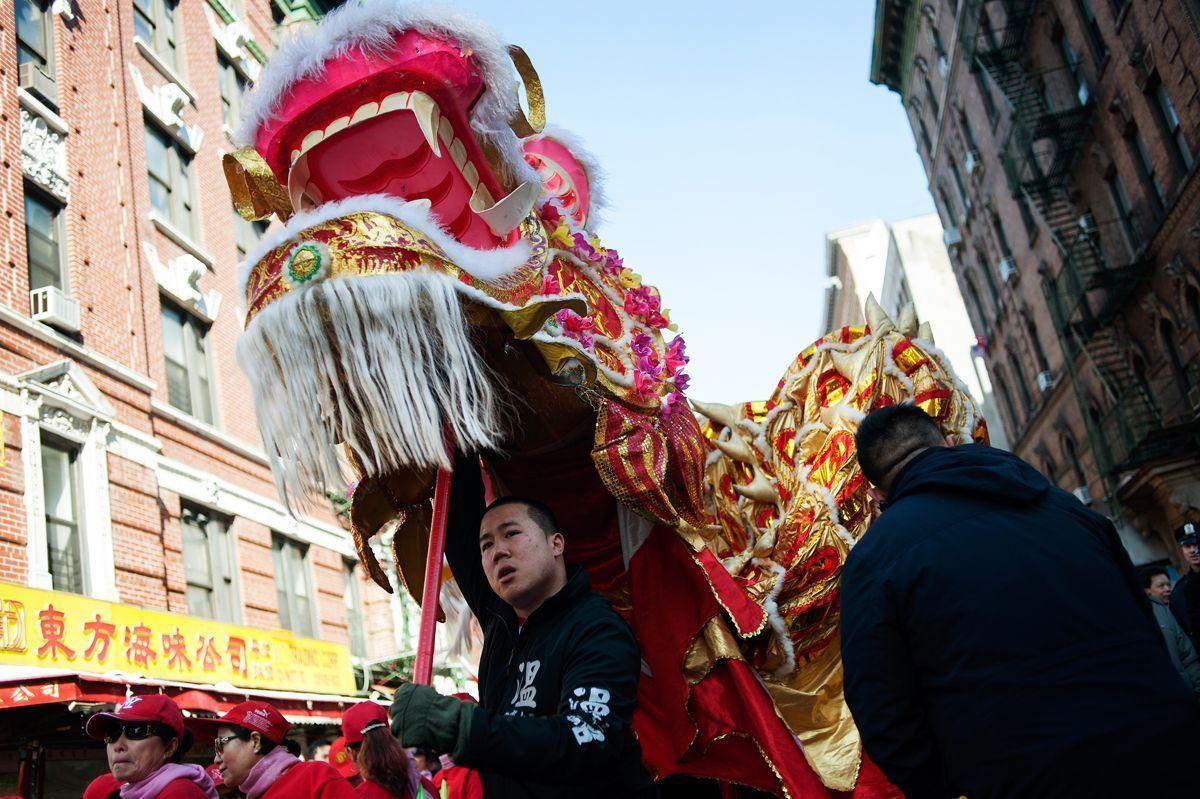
{"left": 190, "top": 700, "right": 357, "bottom": 798}
{"left": 85, "top": 694, "right": 218, "bottom": 798}
{"left": 341, "top": 702, "right": 435, "bottom": 799}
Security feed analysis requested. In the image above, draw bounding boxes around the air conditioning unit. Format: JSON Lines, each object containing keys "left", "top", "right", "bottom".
{"left": 1078, "top": 213, "right": 1097, "bottom": 238}
{"left": 1072, "top": 486, "right": 1093, "bottom": 506}
{"left": 1077, "top": 80, "right": 1091, "bottom": 107}
{"left": 964, "top": 149, "right": 982, "bottom": 176}
{"left": 937, "top": 55, "right": 949, "bottom": 78}
{"left": 999, "top": 256, "right": 1018, "bottom": 284}
{"left": 943, "top": 225, "right": 963, "bottom": 252}
{"left": 1036, "top": 370, "right": 1056, "bottom": 392}
{"left": 18, "top": 62, "right": 57, "bottom": 108}
{"left": 30, "top": 286, "right": 80, "bottom": 334}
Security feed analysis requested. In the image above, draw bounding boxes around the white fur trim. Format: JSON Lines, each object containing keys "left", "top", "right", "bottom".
{"left": 238, "top": 0, "right": 538, "bottom": 185}
{"left": 541, "top": 125, "right": 608, "bottom": 226}
{"left": 755, "top": 558, "right": 797, "bottom": 679}
{"left": 237, "top": 269, "right": 504, "bottom": 508}
{"left": 236, "top": 193, "right": 534, "bottom": 306}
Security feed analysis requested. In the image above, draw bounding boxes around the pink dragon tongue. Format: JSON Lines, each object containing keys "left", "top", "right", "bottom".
{"left": 523, "top": 136, "right": 593, "bottom": 228}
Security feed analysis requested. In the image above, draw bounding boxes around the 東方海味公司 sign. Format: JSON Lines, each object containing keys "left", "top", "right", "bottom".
{"left": 0, "top": 581, "right": 354, "bottom": 695}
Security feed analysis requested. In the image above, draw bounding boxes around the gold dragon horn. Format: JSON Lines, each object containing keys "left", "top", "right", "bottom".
{"left": 897, "top": 302, "right": 919, "bottom": 338}
{"left": 691, "top": 399, "right": 741, "bottom": 431}
{"left": 865, "top": 293, "right": 896, "bottom": 336}
{"left": 917, "top": 321, "right": 935, "bottom": 343}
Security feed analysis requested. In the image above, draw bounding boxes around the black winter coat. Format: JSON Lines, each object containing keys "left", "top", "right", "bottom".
{"left": 841, "top": 444, "right": 1199, "bottom": 799}
{"left": 444, "top": 455, "right": 652, "bottom": 799}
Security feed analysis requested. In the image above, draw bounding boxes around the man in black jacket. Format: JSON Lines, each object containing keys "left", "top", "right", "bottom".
{"left": 390, "top": 452, "right": 653, "bottom": 798}
{"left": 840, "top": 404, "right": 1200, "bottom": 799}
{"left": 1170, "top": 521, "right": 1200, "bottom": 650}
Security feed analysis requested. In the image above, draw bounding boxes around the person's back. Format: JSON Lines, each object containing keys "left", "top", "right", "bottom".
{"left": 843, "top": 435, "right": 1199, "bottom": 798}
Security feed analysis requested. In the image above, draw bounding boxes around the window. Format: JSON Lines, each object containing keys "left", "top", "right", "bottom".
{"left": 134, "top": 0, "right": 182, "bottom": 73}
{"left": 1027, "top": 319, "right": 1051, "bottom": 374}
{"left": 217, "top": 54, "right": 248, "bottom": 132}
{"left": 145, "top": 122, "right": 197, "bottom": 237}
{"left": 42, "top": 438, "right": 83, "bottom": 594}
{"left": 181, "top": 505, "right": 239, "bottom": 623}
{"left": 977, "top": 248, "right": 1001, "bottom": 311}
{"left": 1186, "top": 285, "right": 1200, "bottom": 330}
{"left": 950, "top": 161, "right": 970, "bottom": 216}
{"left": 1105, "top": 169, "right": 1140, "bottom": 256}
{"left": 233, "top": 208, "right": 268, "bottom": 262}
{"left": 1150, "top": 81, "right": 1194, "bottom": 172}
{"left": 15, "top": 0, "right": 56, "bottom": 104}
{"left": 1127, "top": 127, "right": 1165, "bottom": 215}
{"left": 990, "top": 209, "right": 1012, "bottom": 257}
{"left": 1015, "top": 190, "right": 1038, "bottom": 242}
{"left": 938, "top": 184, "right": 957, "bottom": 226}
{"left": 272, "top": 535, "right": 315, "bottom": 637}
{"left": 993, "top": 366, "right": 1020, "bottom": 435}
{"left": 1058, "top": 34, "right": 1089, "bottom": 106}
{"left": 1074, "top": 0, "right": 1108, "bottom": 62}
{"left": 344, "top": 559, "right": 367, "bottom": 658}
{"left": 960, "top": 111, "right": 979, "bottom": 154}
{"left": 1160, "top": 319, "right": 1192, "bottom": 398}
{"left": 24, "top": 189, "right": 65, "bottom": 292}
{"left": 964, "top": 274, "right": 987, "bottom": 330}
{"left": 161, "top": 300, "right": 214, "bottom": 423}
{"left": 923, "top": 76, "right": 940, "bottom": 121}
{"left": 974, "top": 69, "right": 998, "bottom": 123}
{"left": 1008, "top": 349, "right": 1033, "bottom": 412}
{"left": 917, "top": 115, "right": 933, "bottom": 155}
{"left": 928, "top": 24, "right": 948, "bottom": 77}
{"left": 1062, "top": 433, "right": 1087, "bottom": 487}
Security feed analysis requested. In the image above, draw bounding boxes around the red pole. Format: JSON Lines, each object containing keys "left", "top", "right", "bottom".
{"left": 413, "top": 461, "right": 454, "bottom": 685}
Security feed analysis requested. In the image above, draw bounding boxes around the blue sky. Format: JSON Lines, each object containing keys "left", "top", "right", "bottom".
{"left": 460, "top": 1, "right": 935, "bottom": 402}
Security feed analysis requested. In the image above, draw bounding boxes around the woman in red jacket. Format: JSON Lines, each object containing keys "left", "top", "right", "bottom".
{"left": 85, "top": 694, "right": 217, "bottom": 799}
{"left": 341, "top": 702, "right": 434, "bottom": 799}
{"left": 191, "top": 701, "right": 356, "bottom": 799}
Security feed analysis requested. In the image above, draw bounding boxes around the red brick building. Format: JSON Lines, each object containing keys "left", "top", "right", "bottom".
{"left": 871, "top": 0, "right": 1200, "bottom": 566}
{"left": 0, "top": 2, "right": 421, "bottom": 794}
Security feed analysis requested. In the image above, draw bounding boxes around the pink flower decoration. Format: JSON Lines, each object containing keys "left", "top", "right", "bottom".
{"left": 572, "top": 232, "right": 599, "bottom": 262}
{"left": 662, "top": 392, "right": 685, "bottom": 418}
{"left": 541, "top": 202, "right": 564, "bottom": 227}
{"left": 665, "top": 336, "right": 689, "bottom": 374}
{"left": 540, "top": 272, "right": 561, "bottom": 295}
{"left": 554, "top": 308, "right": 595, "bottom": 350}
{"left": 632, "top": 369, "right": 660, "bottom": 401}
{"left": 636, "top": 355, "right": 663, "bottom": 377}
{"left": 603, "top": 249, "right": 624, "bottom": 275}
{"left": 624, "top": 287, "right": 651, "bottom": 318}
{"left": 630, "top": 331, "right": 655, "bottom": 359}
{"left": 671, "top": 371, "right": 691, "bottom": 392}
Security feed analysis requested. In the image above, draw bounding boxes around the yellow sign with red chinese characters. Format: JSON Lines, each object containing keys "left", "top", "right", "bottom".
{"left": 0, "top": 582, "right": 355, "bottom": 695}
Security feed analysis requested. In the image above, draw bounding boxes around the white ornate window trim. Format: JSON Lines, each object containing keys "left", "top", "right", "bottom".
{"left": 15, "top": 361, "right": 120, "bottom": 602}
{"left": 129, "top": 63, "right": 203, "bottom": 155}
{"left": 20, "top": 97, "right": 70, "bottom": 204}
{"left": 205, "top": 4, "right": 261, "bottom": 82}
{"left": 133, "top": 37, "right": 198, "bottom": 105}
{"left": 144, "top": 241, "right": 221, "bottom": 323}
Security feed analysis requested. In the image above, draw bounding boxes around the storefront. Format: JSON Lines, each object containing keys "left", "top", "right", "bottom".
{"left": 0, "top": 583, "right": 363, "bottom": 797}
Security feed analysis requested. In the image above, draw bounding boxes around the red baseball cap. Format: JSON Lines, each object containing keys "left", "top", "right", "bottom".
{"left": 328, "top": 736, "right": 358, "bottom": 778}
{"left": 341, "top": 701, "right": 389, "bottom": 745}
{"left": 188, "top": 700, "right": 292, "bottom": 745}
{"left": 85, "top": 694, "right": 187, "bottom": 741}
{"left": 204, "top": 762, "right": 224, "bottom": 787}
{"left": 82, "top": 773, "right": 122, "bottom": 799}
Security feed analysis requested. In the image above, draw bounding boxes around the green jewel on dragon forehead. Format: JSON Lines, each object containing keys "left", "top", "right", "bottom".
{"left": 283, "top": 241, "right": 330, "bottom": 288}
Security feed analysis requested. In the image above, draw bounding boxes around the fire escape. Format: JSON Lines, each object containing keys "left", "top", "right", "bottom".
{"left": 963, "top": 1, "right": 1196, "bottom": 508}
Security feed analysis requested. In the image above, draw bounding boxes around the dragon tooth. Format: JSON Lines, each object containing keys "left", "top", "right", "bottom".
{"left": 897, "top": 302, "right": 918, "bottom": 337}
{"left": 462, "top": 162, "right": 479, "bottom": 190}
{"left": 449, "top": 139, "right": 468, "bottom": 171}
{"left": 408, "top": 91, "right": 441, "bottom": 157}
{"left": 379, "top": 92, "right": 409, "bottom": 114}
{"left": 290, "top": 149, "right": 301, "bottom": 165}
{"left": 468, "top": 183, "right": 495, "bottom": 213}
{"left": 350, "top": 102, "right": 378, "bottom": 125}
{"left": 475, "top": 181, "right": 539, "bottom": 236}
{"left": 691, "top": 399, "right": 740, "bottom": 430}
{"left": 439, "top": 116, "right": 454, "bottom": 147}
{"left": 713, "top": 433, "right": 756, "bottom": 464}
{"left": 300, "top": 129, "right": 324, "bottom": 155}
{"left": 324, "top": 115, "right": 351, "bottom": 137}
{"left": 733, "top": 467, "right": 777, "bottom": 505}
{"left": 917, "top": 321, "right": 935, "bottom": 342}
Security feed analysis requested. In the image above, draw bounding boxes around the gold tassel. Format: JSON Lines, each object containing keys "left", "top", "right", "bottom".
{"left": 224, "top": 147, "right": 294, "bottom": 222}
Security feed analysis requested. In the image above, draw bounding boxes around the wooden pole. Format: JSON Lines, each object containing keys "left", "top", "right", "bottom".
{"left": 413, "top": 461, "right": 454, "bottom": 685}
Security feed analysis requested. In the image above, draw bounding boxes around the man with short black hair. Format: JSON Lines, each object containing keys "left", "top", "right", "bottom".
{"left": 390, "top": 453, "right": 651, "bottom": 799}
{"left": 1170, "top": 522, "right": 1200, "bottom": 650}
{"left": 1140, "top": 564, "right": 1200, "bottom": 698}
{"left": 840, "top": 404, "right": 1200, "bottom": 799}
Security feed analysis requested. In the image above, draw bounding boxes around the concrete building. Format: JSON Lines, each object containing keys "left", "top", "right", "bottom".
{"left": 871, "top": 0, "right": 1200, "bottom": 566}
{"left": 823, "top": 214, "right": 1008, "bottom": 448}
{"left": 0, "top": 2, "right": 436, "bottom": 794}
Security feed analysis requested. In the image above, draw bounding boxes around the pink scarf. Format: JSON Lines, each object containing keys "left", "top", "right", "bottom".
{"left": 120, "top": 763, "right": 218, "bottom": 799}
{"left": 239, "top": 747, "right": 299, "bottom": 798}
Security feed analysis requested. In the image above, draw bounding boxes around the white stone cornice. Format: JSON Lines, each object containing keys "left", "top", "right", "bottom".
{"left": 129, "top": 63, "right": 203, "bottom": 154}
{"left": 143, "top": 242, "right": 222, "bottom": 323}
{"left": 20, "top": 106, "right": 69, "bottom": 203}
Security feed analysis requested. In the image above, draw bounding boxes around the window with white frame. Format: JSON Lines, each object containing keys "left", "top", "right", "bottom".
{"left": 41, "top": 437, "right": 83, "bottom": 594}
{"left": 217, "top": 53, "right": 248, "bottom": 133}
{"left": 145, "top": 121, "right": 197, "bottom": 238}
{"left": 161, "top": 299, "right": 214, "bottom": 423}
{"left": 134, "top": 0, "right": 182, "bottom": 73}
{"left": 344, "top": 559, "right": 367, "bottom": 658}
{"left": 1151, "top": 82, "right": 1193, "bottom": 172}
{"left": 15, "top": 0, "right": 57, "bottom": 107}
{"left": 181, "top": 504, "right": 240, "bottom": 623}
{"left": 272, "top": 534, "right": 315, "bottom": 637}
{"left": 24, "top": 188, "right": 66, "bottom": 292}
{"left": 233, "top": 207, "right": 269, "bottom": 262}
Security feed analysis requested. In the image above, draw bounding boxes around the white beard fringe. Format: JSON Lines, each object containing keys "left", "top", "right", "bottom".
{"left": 237, "top": 270, "right": 503, "bottom": 509}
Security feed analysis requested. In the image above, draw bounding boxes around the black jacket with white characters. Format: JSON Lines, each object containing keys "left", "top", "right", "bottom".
{"left": 445, "top": 454, "right": 652, "bottom": 798}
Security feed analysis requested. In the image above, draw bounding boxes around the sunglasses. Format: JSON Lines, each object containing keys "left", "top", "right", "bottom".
{"left": 213, "top": 733, "right": 249, "bottom": 754}
{"left": 102, "top": 722, "right": 175, "bottom": 745}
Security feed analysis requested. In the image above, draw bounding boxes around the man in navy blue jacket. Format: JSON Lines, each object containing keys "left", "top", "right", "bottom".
{"left": 840, "top": 404, "right": 1200, "bottom": 799}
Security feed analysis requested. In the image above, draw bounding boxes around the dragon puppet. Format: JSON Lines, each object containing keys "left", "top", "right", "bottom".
{"left": 227, "top": 2, "right": 988, "bottom": 796}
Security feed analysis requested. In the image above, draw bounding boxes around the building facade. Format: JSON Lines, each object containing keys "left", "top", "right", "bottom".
{"left": 823, "top": 213, "right": 1009, "bottom": 448}
{"left": 1, "top": 2, "right": 433, "bottom": 795}
{"left": 871, "top": 0, "right": 1200, "bottom": 565}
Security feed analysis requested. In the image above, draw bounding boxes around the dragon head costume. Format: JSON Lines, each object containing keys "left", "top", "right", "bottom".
{"left": 231, "top": 3, "right": 987, "bottom": 796}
